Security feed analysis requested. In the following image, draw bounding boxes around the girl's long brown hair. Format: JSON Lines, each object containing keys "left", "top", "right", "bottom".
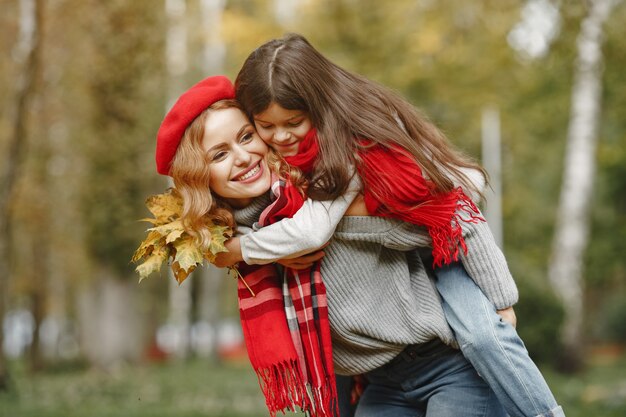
{"left": 235, "top": 33, "right": 487, "bottom": 201}
{"left": 170, "top": 99, "right": 305, "bottom": 249}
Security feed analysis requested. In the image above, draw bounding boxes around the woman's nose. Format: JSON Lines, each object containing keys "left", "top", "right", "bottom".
{"left": 233, "top": 146, "right": 252, "bottom": 166}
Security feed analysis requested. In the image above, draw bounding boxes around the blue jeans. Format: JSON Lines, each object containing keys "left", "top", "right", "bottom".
{"left": 355, "top": 340, "right": 506, "bottom": 417}
{"left": 435, "top": 263, "right": 565, "bottom": 417}
{"left": 337, "top": 375, "right": 356, "bottom": 417}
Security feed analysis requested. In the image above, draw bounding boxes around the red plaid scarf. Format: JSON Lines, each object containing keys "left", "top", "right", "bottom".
{"left": 237, "top": 174, "right": 338, "bottom": 417}
{"left": 285, "top": 129, "right": 484, "bottom": 267}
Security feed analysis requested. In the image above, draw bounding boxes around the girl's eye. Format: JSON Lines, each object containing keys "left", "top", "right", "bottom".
{"left": 288, "top": 120, "right": 303, "bottom": 127}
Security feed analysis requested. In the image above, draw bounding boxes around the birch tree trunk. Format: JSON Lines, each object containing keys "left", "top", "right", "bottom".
{"left": 273, "top": 0, "right": 302, "bottom": 25}
{"left": 165, "top": 0, "right": 193, "bottom": 360}
{"left": 199, "top": 0, "right": 226, "bottom": 75}
{"left": 548, "top": 0, "right": 621, "bottom": 371}
{"left": 0, "top": 0, "right": 42, "bottom": 391}
{"left": 481, "top": 106, "right": 503, "bottom": 249}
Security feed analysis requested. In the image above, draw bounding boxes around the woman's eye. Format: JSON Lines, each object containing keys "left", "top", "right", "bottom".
{"left": 240, "top": 132, "right": 253, "bottom": 143}
{"left": 212, "top": 151, "right": 227, "bottom": 161}
{"left": 258, "top": 124, "right": 272, "bottom": 130}
{"left": 288, "top": 120, "right": 302, "bottom": 127}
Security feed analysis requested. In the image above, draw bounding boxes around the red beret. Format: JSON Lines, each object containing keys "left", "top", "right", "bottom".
{"left": 155, "top": 75, "right": 235, "bottom": 175}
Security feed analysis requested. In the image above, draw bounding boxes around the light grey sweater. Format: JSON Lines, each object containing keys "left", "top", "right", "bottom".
{"left": 238, "top": 178, "right": 518, "bottom": 310}
{"left": 234, "top": 193, "right": 518, "bottom": 375}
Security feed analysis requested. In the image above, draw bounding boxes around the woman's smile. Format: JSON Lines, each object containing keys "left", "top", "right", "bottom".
{"left": 234, "top": 161, "right": 263, "bottom": 182}
{"left": 202, "top": 107, "right": 272, "bottom": 207}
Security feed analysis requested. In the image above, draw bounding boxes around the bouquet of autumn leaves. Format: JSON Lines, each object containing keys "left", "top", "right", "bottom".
{"left": 132, "top": 188, "right": 232, "bottom": 284}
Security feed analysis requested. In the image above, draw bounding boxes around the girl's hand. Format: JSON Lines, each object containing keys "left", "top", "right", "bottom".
{"left": 277, "top": 250, "right": 326, "bottom": 270}
{"left": 344, "top": 194, "right": 369, "bottom": 216}
{"left": 213, "top": 237, "right": 243, "bottom": 268}
{"left": 497, "top": 307, "right": 517, "bottom": 328}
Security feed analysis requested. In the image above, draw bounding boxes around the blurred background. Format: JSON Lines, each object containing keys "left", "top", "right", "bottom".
{"left": 1, "top": 0, "right": 625, "bottom": 416}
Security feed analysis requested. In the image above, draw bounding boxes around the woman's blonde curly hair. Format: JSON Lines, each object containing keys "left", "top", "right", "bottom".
{"left": 169, "top": 99, "right": 306, "bottom": 250}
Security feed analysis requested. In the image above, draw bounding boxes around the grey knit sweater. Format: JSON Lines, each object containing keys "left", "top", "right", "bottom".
{"left": 234, "top": 193, "right": 518, "bottom": 375}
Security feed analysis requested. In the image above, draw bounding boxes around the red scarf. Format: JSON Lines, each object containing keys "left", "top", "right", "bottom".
{"left": 237, "top": 174, "right": 338, "bottom": 417}
{"left": 285, "top": 129, "right": 483, "bottom": 267}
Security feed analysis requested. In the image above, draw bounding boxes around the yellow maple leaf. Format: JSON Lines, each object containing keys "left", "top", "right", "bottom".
{"left": 132, "top": 230, "right": 165, "bottom": 263}
{"left": 172, "top": 261, "right": 196, "bottom": 285}
{"left": 165, "top": 228, "right": 185, "bottom": 244}
{"left": 209, "top": 225, "right": 231, "bottom": 255}
{"left": 149, "top": 218, "right": 185, "bottom": 240}
{"left": 145, "top": 190, "right": 183, "bottom": 224}
{"left": 136, "top": 245, "right": 170, "bottom": 282}
{"left": 173, "top": 237, "right": 205, "bottom": 272}
{"left": 132, "top": 188, "right": 233, "bottom": 284}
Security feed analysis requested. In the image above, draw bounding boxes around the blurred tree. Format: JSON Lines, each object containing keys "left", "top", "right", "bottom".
{"left": 23, "top": 0, "right": 105, "bottom": 365}
{"left": 585, "top": 1, "right": 626, "bottom": 343}
{"left": 195, "top": 0, "right": 228, "bottom": 363}
{"left": 220, "top": 0, "right": 284, "bottom": 76}
{"left": 164, "top": 0, "right": 193, "bottom": 361}
{"left": 0, "top": 0, "right": 43, "bottom": 389}
{"left": 548, "top": 0, "right": 622, "bottom": 372}
{"left": 75, "top": 0, "right": 165, "bottom": 367}
{"left": 12, "top": 96, "right": 52, "bottom": 373}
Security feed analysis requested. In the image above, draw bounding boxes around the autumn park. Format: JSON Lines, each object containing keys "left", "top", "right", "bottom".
{"left": 1, "top": 1, "right": 626, "bottom": 416}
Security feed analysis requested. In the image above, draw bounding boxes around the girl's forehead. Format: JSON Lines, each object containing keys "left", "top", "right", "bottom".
{"left": 254, "top": 102, "right": 305, "bottom": 120}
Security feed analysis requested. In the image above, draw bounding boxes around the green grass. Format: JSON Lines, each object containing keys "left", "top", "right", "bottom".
{"left": 542, "top": 353, "right": 626, "bottom": 417}
{"left": 0, "top": 358, "right": 279, "bottom": 417}
{"left": 1, "top": 353, "right": 625, "bottom": 417}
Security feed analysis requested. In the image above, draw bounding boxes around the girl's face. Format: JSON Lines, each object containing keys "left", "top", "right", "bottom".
{"left": 253, "top": 102, "right": 312, "bottom": 157}
{"left": 203, "top": 107, "right": 271, "bottom": 208}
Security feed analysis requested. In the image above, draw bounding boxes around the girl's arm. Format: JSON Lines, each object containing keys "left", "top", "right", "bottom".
{"left": 217, "top": 176, "right": 361, "bottom": 266}
{"left": 456, "top": 218, "right": 519, "bottom": 310}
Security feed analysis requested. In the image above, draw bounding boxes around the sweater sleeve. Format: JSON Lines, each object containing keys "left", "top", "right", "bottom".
{"left": 457, "top": 218, "right": 519, "bottom": 309}
{"left": 382, "top": 212, "right": 519, "bottom": 309}
{"left": 239, "top": 176, "right": 361, "bottom": 264}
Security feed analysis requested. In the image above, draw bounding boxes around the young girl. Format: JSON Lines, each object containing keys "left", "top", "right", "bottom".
{"left": 155, "top": 75, "right": 507, "bottom": 417}
{"left": 216, "top": 33, "right": 565, "bottom": 417}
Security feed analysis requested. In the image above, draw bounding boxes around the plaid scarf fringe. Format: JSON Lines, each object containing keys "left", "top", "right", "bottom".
{"left": 255, "top": 361, "right": 338, "bottom": 417}
{"left": 255, "top": 359, "right": 309, "bottom": 417}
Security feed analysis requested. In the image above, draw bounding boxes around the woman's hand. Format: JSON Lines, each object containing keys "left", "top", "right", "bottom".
{"left": 344, "top": 194, "right": 369, "bottom": 216}
{"left": 496, "top": 306, "right": 517, "bottom": 328}
{"left": 350, "top": 374, "right": 367, "bottom": 405}
{"left": 213, "top": 237, "right": 243, "bottom": 268}
{"left": 277, "top": 250, "right": 326, "bottom": 270}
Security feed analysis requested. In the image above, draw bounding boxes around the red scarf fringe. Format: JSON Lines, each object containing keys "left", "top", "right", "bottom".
{"left": 287, "top": 129, "right": 484, "bottom": 267}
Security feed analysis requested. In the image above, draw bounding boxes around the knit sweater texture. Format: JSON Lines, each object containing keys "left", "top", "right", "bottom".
{"left": 234, "top": 193, "right": 518, "bottom": 375}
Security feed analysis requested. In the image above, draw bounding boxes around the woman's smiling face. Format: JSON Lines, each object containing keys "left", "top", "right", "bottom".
{"left": 202, "top": 107, "right": 271, "bottom": 208}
